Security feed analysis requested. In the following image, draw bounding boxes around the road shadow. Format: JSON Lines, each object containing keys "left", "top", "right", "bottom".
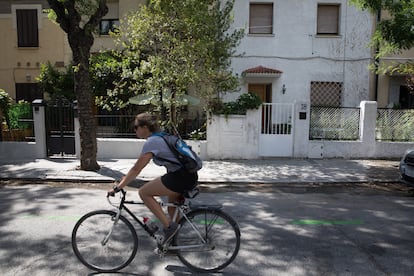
{"left": 1, "top": 183, "right": 414, "bottom": 275}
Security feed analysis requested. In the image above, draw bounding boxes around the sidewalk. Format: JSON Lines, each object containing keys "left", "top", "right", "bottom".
{"left": 0, "top": 157, "right": 402, "bottom": 184}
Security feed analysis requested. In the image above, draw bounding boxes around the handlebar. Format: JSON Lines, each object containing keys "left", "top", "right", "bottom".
{"left": 106, "top": 188, "right": 126, "bottom": 207}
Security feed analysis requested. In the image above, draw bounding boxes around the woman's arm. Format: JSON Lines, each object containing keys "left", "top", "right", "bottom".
{"left": 109, "top": 152, "right": 153, "bottom": 193}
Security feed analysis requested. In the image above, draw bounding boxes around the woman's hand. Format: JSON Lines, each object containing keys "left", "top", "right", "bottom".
{"left": 107, "top": 181, "right": 121, "bottom": 197}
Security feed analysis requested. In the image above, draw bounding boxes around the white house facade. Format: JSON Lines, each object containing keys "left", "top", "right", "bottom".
{"left": 227, "top": 0, "right": 373, "bottom": 106}
{"left": 207, "top": 0, "right": 378, "bottom": 158}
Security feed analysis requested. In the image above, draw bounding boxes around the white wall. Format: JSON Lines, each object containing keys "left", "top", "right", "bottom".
{"left": 207, "top": 101, "right": 414, "bottom": 160}
{"left": 206, "top": 109, "right": 260, "bottom": 159}
{"left": 0, "top": 141, "right": 39, "bottom": 160}
{"left": 0, "top": 100, "right": 47, "bottom": 160}
{"left": 97, "top": 138, "right": 208, "bottom": 160}
{"left": 2, "top": 101, "right": 413, "bottom": 160}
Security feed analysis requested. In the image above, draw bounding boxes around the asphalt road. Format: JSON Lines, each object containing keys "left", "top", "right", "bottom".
{"left": 0, "top": 182, "right": 413, "bottom": 276}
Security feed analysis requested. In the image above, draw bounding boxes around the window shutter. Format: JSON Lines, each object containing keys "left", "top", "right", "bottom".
{"left": 16, "top": 9, "right": 39, "bottom": 47}
{"left": 317, "top": 5, "right": 339, "bottom": 35}
{"left": 249, "top": 4, "right": 273, "bottom": 34}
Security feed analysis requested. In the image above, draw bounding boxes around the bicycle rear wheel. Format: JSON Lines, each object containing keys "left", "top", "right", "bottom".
{"left": 72, "top": 210, "right": 138, "bottom": 272}
{"left": 174, "top": 208, "right": 241, "bottom": 272}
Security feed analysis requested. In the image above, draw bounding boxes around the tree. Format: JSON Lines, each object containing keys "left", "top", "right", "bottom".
{"left": 100, "top": 0, "right": 244, "bottom": 128}
{"left": 351, "top": 0, "right": 414, "bottom": 51}
{"left": 351, "top": 0, "right": 414, "bottom": 90}
{"left": 92, "top": 51, "right": 140, "bottom": 111}
{"left": 47, "top": 0, "right": 108, "bottom": 171}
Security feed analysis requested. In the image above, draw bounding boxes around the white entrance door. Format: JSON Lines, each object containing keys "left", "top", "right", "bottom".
{"left": 259, "top": 103, "right": 294, "bottom": 157}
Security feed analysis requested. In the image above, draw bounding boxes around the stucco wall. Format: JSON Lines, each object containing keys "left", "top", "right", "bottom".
{"left": 206, "top": 109, "right": 260, "bottom": 159}
{"left": 96, "top": 137, "right": 207, "bottom": 160}
{"left": 2, "top": 102, "right": 414, "bottom": 161}
{"left": 0, "top": 5, "right": 66, "bottom": 99}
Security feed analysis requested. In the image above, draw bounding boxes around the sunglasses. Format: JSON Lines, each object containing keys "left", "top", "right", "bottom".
{"left": 134, "top": 125, "right": 141, "bottom": 130}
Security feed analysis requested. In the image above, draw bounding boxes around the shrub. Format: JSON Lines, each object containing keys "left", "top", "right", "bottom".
{"left": 0, "top": 89, "right": 12, "bottom": 128}
{"left": 212, "top": 93, "right": 262, "bottom": 115}
{"left": 8, "top": 101, "right": 32, "bottom": 129}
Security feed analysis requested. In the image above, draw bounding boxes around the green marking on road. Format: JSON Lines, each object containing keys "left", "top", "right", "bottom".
{"left": 22, "top": 215, "right": 81, "bottom": 221}
{"left": 291, "top": 219, "right": 363, "bottom": 225}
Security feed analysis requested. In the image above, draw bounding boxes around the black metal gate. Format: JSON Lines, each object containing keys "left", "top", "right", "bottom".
{"left": 45, "top": 97, "right": 75, "bottom": 156}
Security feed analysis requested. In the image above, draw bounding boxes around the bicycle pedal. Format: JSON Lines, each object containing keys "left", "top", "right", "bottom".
{"left": 153, "top": 246, "right": 176, "bottom": 257}
{"left": 153, "top": 247, "right": 165, "bottom": 257}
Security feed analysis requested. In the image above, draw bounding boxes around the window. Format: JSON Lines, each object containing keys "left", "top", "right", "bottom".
{"left": 15, "top": 83, "right": 42, "bottom": 103}
{"left": 99, "top": 19, "right": 119, "bottom": 35}
{"left": 317, "top": 4, "right": 340, "bottom": 35}
{"left": 249, "top": 3, "right": 273, "bottom": 34}
{"left": 310, "top": 81, "right": 342, "bottom": 107}
{"left": 399, "top": 85, "right": 414, "bottom": 108}
{"left": 16, "top": 9, "right": 39, "bottom": 47}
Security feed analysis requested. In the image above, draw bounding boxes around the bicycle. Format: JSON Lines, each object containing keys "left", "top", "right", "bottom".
{"left": 71, "top": 187, "right": 241, "bottom": 273}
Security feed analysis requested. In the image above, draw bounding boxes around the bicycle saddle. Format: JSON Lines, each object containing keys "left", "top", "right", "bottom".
{"left": 183, "top": 187, "right": 200, "bottom": 199}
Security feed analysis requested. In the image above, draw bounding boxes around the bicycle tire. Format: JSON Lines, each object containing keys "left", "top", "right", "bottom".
{"left": 174, "top": 208, "right": 241, "bottom": 272}
{"left": 72, "top": 210, "right": 138, "bottom": 272}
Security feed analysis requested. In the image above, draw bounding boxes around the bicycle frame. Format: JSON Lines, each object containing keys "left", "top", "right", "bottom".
{"left": 107, "top": 190, "right": 215, "bottom": 250}
{"left": 73, "top": 188, "right": 241, "bottom": 273}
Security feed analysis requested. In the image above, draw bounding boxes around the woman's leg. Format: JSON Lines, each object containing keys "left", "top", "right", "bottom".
{"left": 168, "top": 194, "right": 182, "bottom": 222}
{"left": 139, "top": 177, "right": 180, "bottom": 228}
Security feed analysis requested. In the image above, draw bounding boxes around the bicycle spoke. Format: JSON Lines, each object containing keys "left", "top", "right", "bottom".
{"left": 175, "top": 209, "right": 240, "bottom": 272}
{"left": 72, "top": 211, "right": 138, "bottom": 272}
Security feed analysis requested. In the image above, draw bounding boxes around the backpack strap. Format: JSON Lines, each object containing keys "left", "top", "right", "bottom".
{"left": 152, "top": 132, "right": 182, "bottom": 167}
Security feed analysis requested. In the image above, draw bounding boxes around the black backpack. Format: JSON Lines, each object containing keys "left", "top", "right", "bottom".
{"left": 154, "top": 133, "right": 202, "bottom": 173}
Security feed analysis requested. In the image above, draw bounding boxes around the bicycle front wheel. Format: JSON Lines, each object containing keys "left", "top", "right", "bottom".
{"left": 72, "top": 210, "right": 138, "bottom": 272}
{"left": 174, "top": 208, "right": 241, "bottom": 272}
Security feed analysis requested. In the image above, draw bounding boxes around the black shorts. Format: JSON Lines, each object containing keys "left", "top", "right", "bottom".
{"left": 161, "top": 168, "right": 198, "bottom": 194}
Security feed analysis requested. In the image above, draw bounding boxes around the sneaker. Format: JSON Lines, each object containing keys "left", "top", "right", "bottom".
{"left": 162, "top": 222, "right": 180, "bottom": 245}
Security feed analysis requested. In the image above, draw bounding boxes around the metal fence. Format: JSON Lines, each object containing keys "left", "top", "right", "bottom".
{"left": 1, "top": 102, "right": 35, "bottom": 142}
{"left": 309, "top": 106, "right": 360, "bottom": 140}
{"left": 376, "top": 108, "right": 414, "bottom": 141}
{"left": 95, "top": 114, "right": 205, "bottom": 139}
{"left": 1, "top": 118, "right": 34, "bottom": 142}
{"left": 96, "top": 115, "right": 137, "bottom": 138}
{"left": 261, "top": 103, "right": 293, "bottom": 134}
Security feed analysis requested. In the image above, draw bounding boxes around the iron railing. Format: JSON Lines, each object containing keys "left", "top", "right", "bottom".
{"left": 95, "top": 114, "right": 205, "bottom": 139}
{"left": 96, "top": 115, "right": 136, "bottom": 138}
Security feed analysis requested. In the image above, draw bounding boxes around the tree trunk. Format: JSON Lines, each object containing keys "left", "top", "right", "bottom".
{"left": 70, "top": 33, "right": 100, "bottom": 171}
{"left": 46, "top": 0, "right": 108, "bottom": 171}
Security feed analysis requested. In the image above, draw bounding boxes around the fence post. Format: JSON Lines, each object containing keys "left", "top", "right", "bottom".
{"left": 73, "top": 101, "right": 81, "bottom": 158}
{"left": 32, "top": 99, "right": 47, "bottom": 158}
{"left": 359, "top": 101, "right": 377, "bottom": 156}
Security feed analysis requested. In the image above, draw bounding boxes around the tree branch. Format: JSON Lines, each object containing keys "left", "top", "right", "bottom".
{"left": 85, "top": 0, "right": 108, "bottom": 34}
{"left": 47, "top": 0, "right": 70, "bottom": 33}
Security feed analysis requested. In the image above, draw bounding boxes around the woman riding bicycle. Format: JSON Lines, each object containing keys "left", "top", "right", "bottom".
{"left": 108, "top": 112, "right": 198, "bottom": 245}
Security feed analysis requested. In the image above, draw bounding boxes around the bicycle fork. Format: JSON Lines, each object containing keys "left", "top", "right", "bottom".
{"left": 101, "top": 208, "right": 122, "bottom": 246}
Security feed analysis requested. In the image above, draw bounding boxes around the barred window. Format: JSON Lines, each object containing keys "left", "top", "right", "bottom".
{"left": 16, "top": 9, "right": 39, "bottom": 47}
{"left": 311, "top": 81, "right": 342, "bottom": 107}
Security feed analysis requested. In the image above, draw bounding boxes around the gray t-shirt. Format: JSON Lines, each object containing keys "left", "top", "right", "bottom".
{"left": 141, "top": 134, "right": 182, "bottom": 172}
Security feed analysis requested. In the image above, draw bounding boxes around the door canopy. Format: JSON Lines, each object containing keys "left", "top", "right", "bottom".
{"left": 242, "top": 65, "right": 282, "bottom": 78}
